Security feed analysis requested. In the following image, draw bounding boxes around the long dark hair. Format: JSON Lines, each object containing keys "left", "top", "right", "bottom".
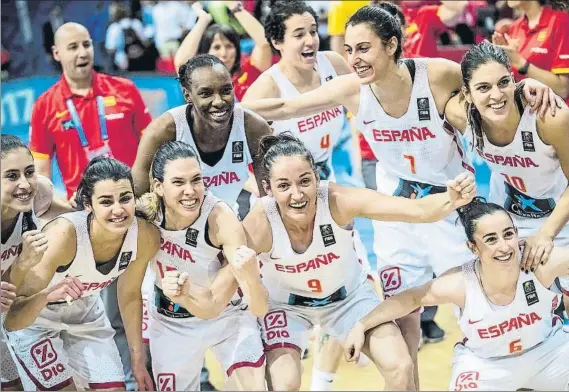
{"left": 198, "top": 24, "right": 242, "bottom": 75}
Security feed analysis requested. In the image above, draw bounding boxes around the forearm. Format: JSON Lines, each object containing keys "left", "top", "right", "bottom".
{"left": 174, "top": 17, "right": 209, "bottom": 72}
{"left": 132, "top": 166, "right": 151, "bottom": 197}
{"left": 524, "top": 64, "right": 569, "bottom": 98}
{"left": 412, "top": 192, "right": 454, "bottom": 223}
{"left": 239, "top": 278, "right": 268, "bottom": 317}
{"left": 233, "top": 9, "right": 266, "bottom": 47}
{"left": 242, "top": 99, "right": 297, "bottom": 121}
{"left": 360, "top": 291, "right": 422, "bottom": 332}
{"left": 117, "top": 291, "right": 144, "bottom": 359}
{"left": 4, "top": 290, "right": 49, "bottom": 331}
{"left": 539, "top": 187, "right": 569, "bottom": 239}
{"left": 181, "top": 268, "right": 239, "bottom": 319}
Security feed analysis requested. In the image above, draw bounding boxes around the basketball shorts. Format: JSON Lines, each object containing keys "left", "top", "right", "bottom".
{"left": 7, "top": 295, "right": 125, "bottom": 390}
{"left": 373, "top": 212, "right": 472, "bottom": 297}
{"left": 261, "top": 281, "right": 380, "bottom": 354}
{"left": 149, "top": 304, "right": 264, "bottom": 391}
{"left": 1, "top": 323, "right": 21, "bottom": 389}
{"left": 449, "top": 327, "right": 569, "bottom": 391}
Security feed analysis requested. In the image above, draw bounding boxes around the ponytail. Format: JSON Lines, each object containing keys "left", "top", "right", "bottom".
{"left": 136, "top": 192, "right": 162, "bottom": 221}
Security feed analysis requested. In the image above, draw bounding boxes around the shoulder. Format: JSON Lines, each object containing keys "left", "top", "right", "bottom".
{"left": 243, "top": 108, "right": 272, "bottom": 143}
{"left": 208, "top": 201, "right": 239, "bottom": 224}
{"left": 537, "top": 103, "right": 569, "bottom": 144}
{"left": 549, "top": 7, "right": 569, "bottom": 28}
{"left": 242, "top": 200, "right": 271, "bottom": 253}
{"left": 427, "top": 57, "right": 462, "bottom": 87}
{"left": 42, "top": 216, "right": 78, "bottom": 254}
{"left": 445, "top": 94, "right": 468, "bottom": 131}
{"left": 147, "top": 111, "right": 176, "bottom": 132}
{"left": 242, "top": 70, "right": 280, "bottom": 101}
{"left": 34, "top": 175, "right": 55, "bottom": 216}
{"left": 136, "top": 217, "right": 161, "bottom": 254}
{"left": 34, "top": 81, "right": 63, "bottom": 108}
{"left": 322, "top": 50, "right": 351, "bottom": 75}
{"left": 100, "top": 73, "right": 138, "bottom": 89}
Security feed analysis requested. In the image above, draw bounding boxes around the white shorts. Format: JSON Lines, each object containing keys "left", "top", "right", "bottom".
{"left": 373, "top": 213, "right": 472, "bottom": 297}
{"left": 149, "top": 304, "right": 264, "bottom": 391}
{"left": 1, "top": 324, "right": 21, "bottom": 388}
{"left": 141, "top": 267, "right": 155, "bottom": 344}
{"left": 449, "top": 327, "right": 569, "bottom": 391}
{"left": 7, "top": 295, "right": 125, "bottom": 390}
{"left": 261, "top": 282, "right": 380, "bottom": 354}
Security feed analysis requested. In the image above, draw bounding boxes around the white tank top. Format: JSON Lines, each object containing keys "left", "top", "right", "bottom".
{"left": 355, "top": 59, "right": 471, "bottom": 195}
{"left": 458, "top": 260, "right": 562, "bottom": 359}
{"left": 258, "top": 181, "right": 366, "bottom": 304}
{"left": 464, "top": 105, "right": 567, "bottom": 221}
{"left": 48, "top": 211, "right": 139, "bottom": 299}
{"left": 267, "top": 52, "right": 346, "bottom": 165}
{"left": 1, "top": 210, "right": 41, "bottom": 274}
{"left": 150, "top": 193, "right": 243, "bottom": 319}
{"left": 168, "top": 104, "right": 253, "bottom": 207}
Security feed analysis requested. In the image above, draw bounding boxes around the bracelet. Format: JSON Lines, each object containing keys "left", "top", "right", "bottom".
{"left": 518, "top": 60, "right": 530, "bottom": 75}
{"left": 229, "top": 1, "right": 244, "bottom": 14}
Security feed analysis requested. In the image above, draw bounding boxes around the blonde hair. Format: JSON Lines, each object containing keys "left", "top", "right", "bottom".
{"left": 136, "top": 192, "right": 161, "bottom": 221}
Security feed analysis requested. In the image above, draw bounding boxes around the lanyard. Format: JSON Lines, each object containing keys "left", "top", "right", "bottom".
{"left": 66, "top": 96, "right": 108, "bottom": 148}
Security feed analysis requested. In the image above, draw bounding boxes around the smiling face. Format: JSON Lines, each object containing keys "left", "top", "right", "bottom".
{"left": 468, "top": 211, "right": 519, "bottom": 267}
{"left": 208, "top": 33, "right": 237, "bottom": 72}
{"left": 344, "top": 22, "right": 397, "bottom": 84}
{"left": 52, "top": 23, "right": 94, "bottom": 82}
{"left": 264, "top": 155, "right": 318, "bottom": 225}
{"left": 465, "top": 61, "right": 516, "bottom": 125}
{"left": 273, "top": 12, "right": 319, "bottom": 70}
{"left": 185, "top": 64, "right": 235, "bottom": 129}
{"left": 86, "top": 179, "right": 135, "bottom": 234}
{"left": 1, "top": 148, "right": 37, "bottom": 215}
{"left": 154, "top": 157, "right": 205, "bottom": 222}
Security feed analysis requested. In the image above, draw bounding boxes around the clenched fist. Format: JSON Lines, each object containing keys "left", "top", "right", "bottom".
{"left": 46, "top": 276, "right": 83, "bottom": 305}
{"left": 162, "top": 270, "right": 190, "bottom": 303}
{"left": 446, "top": 171, "right": 477, "bottom": 209}
{"left": 1, "top": 281, "right": 17, "bottom": 313}
{"left": 19, "top": 230, "right": 48, "bottom": 269}
{"left": 230, "top": 246, "right": 260, "bottom": 284}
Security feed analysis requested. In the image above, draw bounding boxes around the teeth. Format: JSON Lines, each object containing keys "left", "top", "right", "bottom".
{"left": 109, "top": 217, "right": 126, "bottom": 223}
{"left": 14, "top": 193, "right": 32, "bottom": 201}
{"left": 290, "top": 201, "right": 307, "bottom": 209}
{"left": 211, "top": 110, "right": 228, "bottom": 118}
{"left": 180, "top": 200, "right": 197, "bottom": 207}
{"left": 489, "top": 102, "right": 506, "bottom": 109}
{"left": 356, "top": 66, "right": 371, "bottom": 75}
{"left": 495, "top": 253, "right": 511, "bottom": 261}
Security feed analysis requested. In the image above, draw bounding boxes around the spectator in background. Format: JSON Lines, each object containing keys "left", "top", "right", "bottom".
{"left": 105, "top": 1, "right": 157, "bottom": 72}
{"left": 28, "top": 22, "right": 152, "bottom": 391}
{"left": 152, "top": 1, "right": 197, "bottom": 65}
{"left": 493, "top": 0, "right": 569, "bottom": 103}
{"left": 327, "top": 0, "right": 370, "bottom": 56}
{"left": 174, "top": 1, "right": 272, "bottom": 102}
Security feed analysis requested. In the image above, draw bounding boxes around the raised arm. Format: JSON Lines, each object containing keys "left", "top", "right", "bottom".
{"left": 241, "top": 73, "right": 361, "bottom": 121}
{"left": 344, "top": 269, "right": 465, "bottom": 362}
{"left": 4, "top": 219, "right": 80, "bottom": 331}
{"left": 117, "top": 219, "right": 160, "bottom": 391}
{"left": 329, "top": 172, "right": 476, "bottom": 226}
{"left": 174, "top": 4, "right": 213, "bottom": 73}
{"left": 209, "top": 202, "right": 268, "bottom": 317}
{"left": 243, "top": 109, "right": 273, "bottom": 196}
{"left": 132, "top": 113, "right": 176, "bottom": 196}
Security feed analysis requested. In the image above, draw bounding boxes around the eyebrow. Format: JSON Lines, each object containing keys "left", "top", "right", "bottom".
{"left": 97, "top": 191, "right": 133, "bottom": 200}
{"left": 482, "top": 226, "right": 514, "bottom": 238}
{"left": 474, "top": 75, "right": 510, "bottom": 88}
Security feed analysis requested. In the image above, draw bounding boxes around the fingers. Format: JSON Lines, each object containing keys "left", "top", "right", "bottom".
{"left": 178, "top": 272, "right": 189, "bottom": 286}
{"left": 0, "top": 281, "right": 17, "bottom": 294}
{"left": 534, "top": 88, "right": 545, "bottom": 118}
{"left": 344, "top": 344, "right": 360, "bottom": 363}
{"left": 0, "top": 286, "right": 17, "bottom": 301}
{"left": 548, "top": 88, "right": 557, "bottom": 117}
{"left": 555, "top": 95, "right": 564, "bottom": 109}
{"left": 541, "top": 244, "right": 553, "bottom": 265}
{"left": 520, "top": 245, "right": 537, "bottom": 273}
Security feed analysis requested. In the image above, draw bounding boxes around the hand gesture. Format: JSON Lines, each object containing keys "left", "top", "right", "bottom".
{"left": 520, "top": 234, "right": 554, "bottom": 273}
{"left": 520, "top": 79, "right": 564, "bottom": 119}
{"left": 343, "top": 321, "right": 366, "bottom": 363}
{"left": 192, "top": 1, "right": 213, "bottom": 23}
{"left": 230, "top": 246, "right": 260, "bottom": 284}
{"left": 45, "top": 276, "right": 83, "bottom": 304}
{"left": 491, "top": 33, "right": 524, "bottom": 69}
{"left": 446, "top": 172, "right": 476, "bottom": 208}
{"left": 0, "top": 281, "right": 17, "bottom": 313}
{"left": 162, "top": 270, "right": 190, "bottom": 303}
{"left": 19, "top": 230, "right": 48, "bottom": 269}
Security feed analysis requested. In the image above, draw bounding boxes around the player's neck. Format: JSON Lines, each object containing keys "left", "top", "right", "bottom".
{"left": 481, "top": 105, "right": 520, "bottom": 145}
{"left": 522, "top": 2, "right": 543, "bottom": 27}
{"left": 89, "top": 217, "right": 125, "bottom": 248}
{"left": 370, "top": 61, "right": 410, "bottom": 103}
{"left": 278, "top": 60, "right": 318, "bottom": 89}
{"left": 64, "top": 72, "right": 93, "bottom": 96}
{"left": 164, "top": 208, "right": 197, "bottom": 231}
{"left": 1, "top": 207, "right": 19, "bottom": 241}
{"left": 479, "top": 260, "right": 519, "bottom": 299}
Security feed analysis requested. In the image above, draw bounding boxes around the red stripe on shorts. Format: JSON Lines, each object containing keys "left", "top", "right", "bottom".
{"left": 263, "top": 342, "right": 302, "bottom": 354}
{"left": 561, "top": 288, "right": 569, "bottom": 297}
{"left": 0, "top": 377, "right": 21, "bottom": 388}
{"left": 226, "top": 353, "right": 266, "bottom": 376}
{"left": 89, "top": 381, "right": 126, "bottom": 389}
{"left": 14, "top": 353, "right": 72, "bottom": 391}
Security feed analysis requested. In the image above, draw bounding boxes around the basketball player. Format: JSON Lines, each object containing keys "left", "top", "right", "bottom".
{"left": 242, "top": 133, "right": 476, "bottom": 391}
{"left": 241, "top": 6, "right": 559, "bottom": 386}
{"left": 344, "top": 197, "right": 569, "bottom": 391}
{"left": 136, "top": 140, "right": 267, "bottom": 391}
{"left": 443, "top": 41, "right": 569, "bottom": 319}
{"left": 132, "top": 54, "right": 272, "bottom": 205}
{"left": 1, "top": 135, "right": 71, "bottom": 391}
{"left": 4, "top": 157, "right": 160, "bottom": 391}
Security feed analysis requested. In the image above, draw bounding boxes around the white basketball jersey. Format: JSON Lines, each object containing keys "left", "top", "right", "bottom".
{"left": 458, "top": 260, "right": 562, "bottom": 359}
{"left": 356, "top": 58, "right": 471, "bottom": 195}
{"left": 464, "top": 106, "right": 567, "bottom": 221}
{"left": 1, "top": 210, "right": 41, "bottom": 274}
{"left": 151, "top": 192, "right": 243, "bottom": 315}
{"left": 168, "top": 104, "right": 253, "bottom": 206}
{"left": 48, "top": 211, "right": 139, "bottom": 298}
{"left": 267, "top": 52, "right": 345, "bottom": 164}
{"left": 258, "top": 181, "right": 366, "bottom": 303}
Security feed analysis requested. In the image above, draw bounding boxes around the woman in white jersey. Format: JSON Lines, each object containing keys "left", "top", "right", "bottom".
{"left": 243, "top": 133, "right": 476, "bottom": 391}
{"left": 444, "top": 41, "right": 569, "bottom": 319}
{"left": 136, "top": 140, "right": 268, "bottom": 391}
{"left": 345, "top": 197, "right": 569, "bottom": 391}
{"left": 132, "top": 54, "right": 272, "bottom": 203}
{"left": 241, "top": 6, "right": 559, "bottom": 385}
{"left": 4, "top": 157, "right": 160, "bottom": 391}
{"left": 1, "top": 135, "right": 71, "bottom": 391}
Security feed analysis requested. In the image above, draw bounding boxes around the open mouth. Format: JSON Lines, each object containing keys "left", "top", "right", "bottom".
{"left": 488, "top": 101, "right": 506, "bottom": 110}
{"left": 180, "top": 199, "right": 199, "bottom": 209}
{"left": 76, "top": 61, "right": 91, "bottom": 69}
{"left": 210, "top": 109, "right": 229, "bottom": 119}
{"left": 108, "top": 216, "right": 127, "bottom": 223}
{"left": 355, "top": 66, "right": 371, "bottom": 77}
{"left": 301, "top": 51, "right": 315, "bottom": 59}
{"left": 13, "top": 192, "right": 33, "bottom": 202}
{"left": 493, "top": 252, "right": 513, "bottom": 262}
{"left": 289, "top": 201, "right": 308, "bottom": 210}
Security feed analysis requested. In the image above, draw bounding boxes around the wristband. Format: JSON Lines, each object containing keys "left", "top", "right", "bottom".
{"left": 518, "top": 60, "right": 530, "bottom": 75}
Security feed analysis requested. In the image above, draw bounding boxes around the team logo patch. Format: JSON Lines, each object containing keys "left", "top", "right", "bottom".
{"left": 325, "top": 75, "right": 333, "bottom": 82}
{"left": 523, "top": 280, "right": 539, "bottom": 306}
{"left": 264, "top": 310, "right": 287, "bottom": 331}
{"left": 521, "top": 131, "right": 535, "bottom": 152}
{"left": 454, "top": 371, "right": 480, "bottom": 390}
{"left": 61, "top": 119, "right": 76, "bottom": 130}
{"left": 232, "top": 141, "right": 244, "bottom": 163}
{"left": 417, "top": 97, "right": 430, "bottom": 121}
{"left": 118, "top": 251, "right": 133, "bottom": 270}
{"left": 319, "top": 224, "right": 336, "bottom": 247}
{"left": 380, "top": 266, "right": 402, "bottom": 294}
{"left": 185, "top": 228, "right": 198, "bottom": 247}
{"left": 31, "top": 339, "right": 58, "bottom": 370}
{"left": 157, "top": 373, "right": 176, "bottom": 391}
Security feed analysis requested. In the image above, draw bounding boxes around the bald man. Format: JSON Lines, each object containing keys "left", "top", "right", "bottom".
{"left": 26, "top": 22, "right": 153, "bottom": 391}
